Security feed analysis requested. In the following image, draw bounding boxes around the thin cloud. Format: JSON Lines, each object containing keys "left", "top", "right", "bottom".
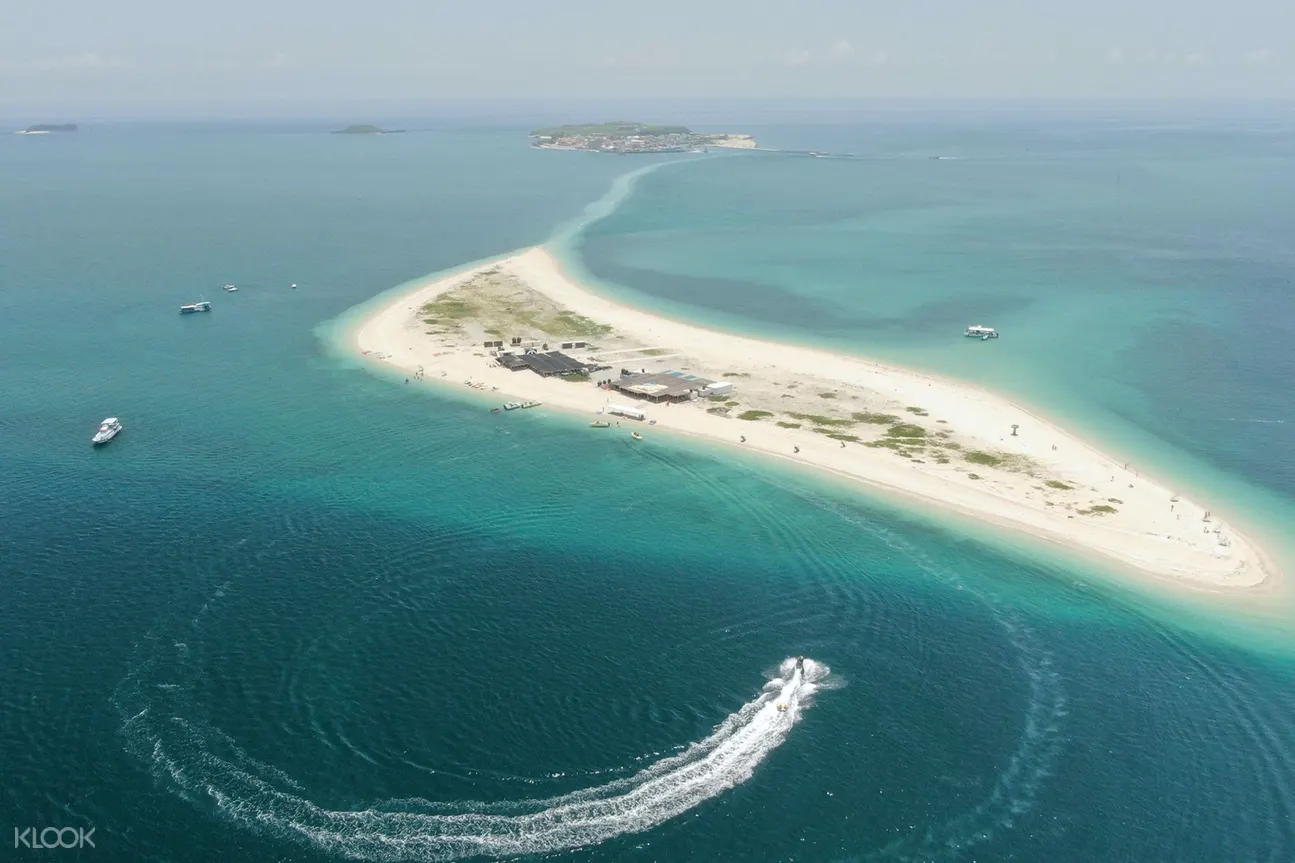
{"left": 783, "top": 48, "right": 813, "bottom": 67}
{"left": 17, "top": 53, "right": 136, "bottom": 72}
{"left": 828, "top": 40, "right": 854, "bottom": 59}
{"left": 260, "top": 52, "right": 296, "bottom": 70}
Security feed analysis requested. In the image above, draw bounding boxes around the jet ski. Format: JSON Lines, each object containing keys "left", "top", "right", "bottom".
{"left": 796, "top": 656, "right": 805, "bottom": 673}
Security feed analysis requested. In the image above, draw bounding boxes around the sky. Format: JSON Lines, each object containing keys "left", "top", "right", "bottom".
{"left": 2, "top": 0, "right": 1293, "bottom": 114}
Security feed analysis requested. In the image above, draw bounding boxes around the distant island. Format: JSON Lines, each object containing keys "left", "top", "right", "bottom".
{"left": 332, "top": 125, "right": 404, "bottom": 135}
{"left": 19, "top": 123, "right": 77, "bottom": 134}
{"left": 530, "top": 122, "right": 755, "bottom": 154}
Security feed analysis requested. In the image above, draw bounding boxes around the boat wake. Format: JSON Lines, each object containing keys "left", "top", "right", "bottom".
{"left": 115, "top": 655, "right": 828, "bottom": 861}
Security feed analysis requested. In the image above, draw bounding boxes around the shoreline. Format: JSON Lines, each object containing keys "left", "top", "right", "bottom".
{"left": 346, "top": 245, "right": 1280, "bottom": 593}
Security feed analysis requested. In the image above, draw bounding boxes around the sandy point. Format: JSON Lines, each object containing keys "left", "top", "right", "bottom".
{"left": 350, "top": 245, "right": 1281, "bottom": 594}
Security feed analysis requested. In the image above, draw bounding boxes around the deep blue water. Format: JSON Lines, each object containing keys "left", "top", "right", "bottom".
{"left": 3, "top": 116, "right": 1294, "bottom": 863}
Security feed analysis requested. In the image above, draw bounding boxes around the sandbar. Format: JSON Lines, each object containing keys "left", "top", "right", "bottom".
{"left": 351, "top": 246, "right": 1278, "bottom": 591}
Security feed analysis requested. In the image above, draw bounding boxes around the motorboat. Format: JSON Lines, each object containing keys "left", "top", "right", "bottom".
{"left": 631, "top": 431, "right": 643, "bottom": 440}
{"left": 290, "top": 283, "right": 298, "bottom": 289}
{"left": 180, "top": 299, "right": 212, "bottom": 314}
{"left": 503, "top": 402, "right": 523, "bottom": 411}
{"left": 490, "top": 407, "right": 501, "bottom": 414}
{"left": 590, "top": 420, "right": 610, "bottom": 428}
{"left": 520, "top": 401, "right": 541, "bottom": 409}
{"left": 964, "top": 324, "right": 998, "bottom": 340}
{"left": 776, "top": 702, "right": 788, "bottom": 713}
{"left": 222, "top": 284, "right": 238, "bottom": 292}
{"left": 92, "top": 417, "right": 122, "bottom": 445}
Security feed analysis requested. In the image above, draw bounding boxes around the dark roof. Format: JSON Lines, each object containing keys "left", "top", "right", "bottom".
{"left": 498, "top": 351, "right": 592, "bottom": 376}
{"left": 611, "top": 370, "right": 715, "bottom": 399}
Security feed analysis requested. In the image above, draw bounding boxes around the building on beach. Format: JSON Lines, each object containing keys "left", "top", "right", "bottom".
{"left": 609, "top": 370, "right": 719, "bottom": 403}
{"left": 496, "top": 351, "right": 599, "bottom": 377}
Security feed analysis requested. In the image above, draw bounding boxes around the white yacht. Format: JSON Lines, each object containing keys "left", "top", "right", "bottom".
{"left": 180, "top": 299, "right": 212, "bottom": 314}
{"left": 964, "top": 324, "right": 999, "bottom": 340}
{"left": 92, "top": 417, "right": 123, "bottom": 445}
{"left": 222, "top": 284, "right": 238, "bottom": 292}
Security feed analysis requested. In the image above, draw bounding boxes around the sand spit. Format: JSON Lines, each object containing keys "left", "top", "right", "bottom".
{"left": 353, "top": 247, "right": 1276, "bottom": 591}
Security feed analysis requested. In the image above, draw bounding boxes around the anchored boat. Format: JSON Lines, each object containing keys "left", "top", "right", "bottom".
{"left": 180, "top": 299, "right": 212, "bottom": 314}
{"left": 964, "top": 324, "right": 998, "bottom": 340}
{"left": 92, "top": 417, "right": 122, "bottom": 445}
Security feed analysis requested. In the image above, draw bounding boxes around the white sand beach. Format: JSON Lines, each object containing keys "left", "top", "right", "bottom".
{"left": 353, "top": 247, "right": 1277, "bottom": 591}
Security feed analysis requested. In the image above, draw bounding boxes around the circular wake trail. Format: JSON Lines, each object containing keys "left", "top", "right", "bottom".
{"left": 119, "top": 657, "right": 828, "bottom": 861}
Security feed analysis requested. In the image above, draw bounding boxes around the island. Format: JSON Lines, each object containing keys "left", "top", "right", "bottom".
{"left": 347, "top": 246, "right": 1275, "bottom": 591}
{"left": 530, "top": 122, "right": 756, "bottom": 154}
{"left": 20, "top": 123, "right": 77, "bottom": 134}
{"left": 331, "top": 125, "right": 404, "bottom": 135}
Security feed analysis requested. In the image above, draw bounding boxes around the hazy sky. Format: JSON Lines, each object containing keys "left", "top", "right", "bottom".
{"left": 2, "top": 0, "right": 1292, "bottom": 110}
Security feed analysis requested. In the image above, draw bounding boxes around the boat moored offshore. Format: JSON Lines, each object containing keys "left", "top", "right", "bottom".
{"left": 222, "top": 284, "right": 238, "bottom": 292}
{"left": 92, "top": 417, "right": 123, "bottom": 445}
{"left": 180, "top": 299, "right": 212, "bottom": 314}
{"left": 964, "top": 324, "right": 999, "bottom": 340}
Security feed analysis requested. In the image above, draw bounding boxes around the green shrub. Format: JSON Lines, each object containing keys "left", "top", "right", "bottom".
{"left": 788, "top": 412, "right": 853, "bottom": 426}
{"left": 738, "top": 410, "right": 774, "bottom": 421}
{"left": 886, "top": 423, "right": 927, "bottom": 438}
{"left": 852, "top": 412, "right": 898, "bottom": 424}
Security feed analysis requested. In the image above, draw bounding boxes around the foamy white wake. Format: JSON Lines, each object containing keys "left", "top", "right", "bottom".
{"left": 120, "top": 657, "right": 828, "bottom": 861}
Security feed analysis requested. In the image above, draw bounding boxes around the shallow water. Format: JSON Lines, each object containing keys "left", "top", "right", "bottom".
{"left": 3, "top": 115, "right": 1294, "bottom": 863}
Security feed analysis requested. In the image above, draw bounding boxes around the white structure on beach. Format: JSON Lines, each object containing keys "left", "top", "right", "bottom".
{"left": 607, "top": 403, "right": 646, "bottom": 420}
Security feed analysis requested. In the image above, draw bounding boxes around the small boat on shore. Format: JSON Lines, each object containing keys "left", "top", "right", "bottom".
{"left": 590, "top": 420, "right": 610, "bottom": 428}
{"left": 92, "top": 417, "right": 122, "bottom": 445}
{"left": 222, "top": 284, "right": 238, "bottom": 292}
{"left": 520, "top": 401, "right": 541, "bottom": 409}
{"left": 180, "top": 299, "right": 211, "bottom": 314}
{"left": 503, "top": 402, "right": 523, "bottom": 411}
{"left": 964, "top": 324, "right": 998, "bottom": 340}
{"left": 490, "top": 407, "right": 501, "bottom": 413}
{"left": 631, "top": 431, "right": 643, "bottom": 440}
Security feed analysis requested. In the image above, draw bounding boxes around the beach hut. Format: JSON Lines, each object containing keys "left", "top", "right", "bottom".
{"left": 704, "top": 381, "right": 735, "bottom": 397}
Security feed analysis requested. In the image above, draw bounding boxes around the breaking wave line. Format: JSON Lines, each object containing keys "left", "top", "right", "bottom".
{"left": 116, "top": 655, "right": 829, "bottom": 861}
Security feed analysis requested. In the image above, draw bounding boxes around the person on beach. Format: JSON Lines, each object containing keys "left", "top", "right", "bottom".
{"left": 794, "top": 446, "right": 800, "bottom": 454}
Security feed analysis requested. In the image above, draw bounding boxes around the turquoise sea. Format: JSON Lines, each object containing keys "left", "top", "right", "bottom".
{"left": 3, "top": 109, "right": 1295, "bottom": 862}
